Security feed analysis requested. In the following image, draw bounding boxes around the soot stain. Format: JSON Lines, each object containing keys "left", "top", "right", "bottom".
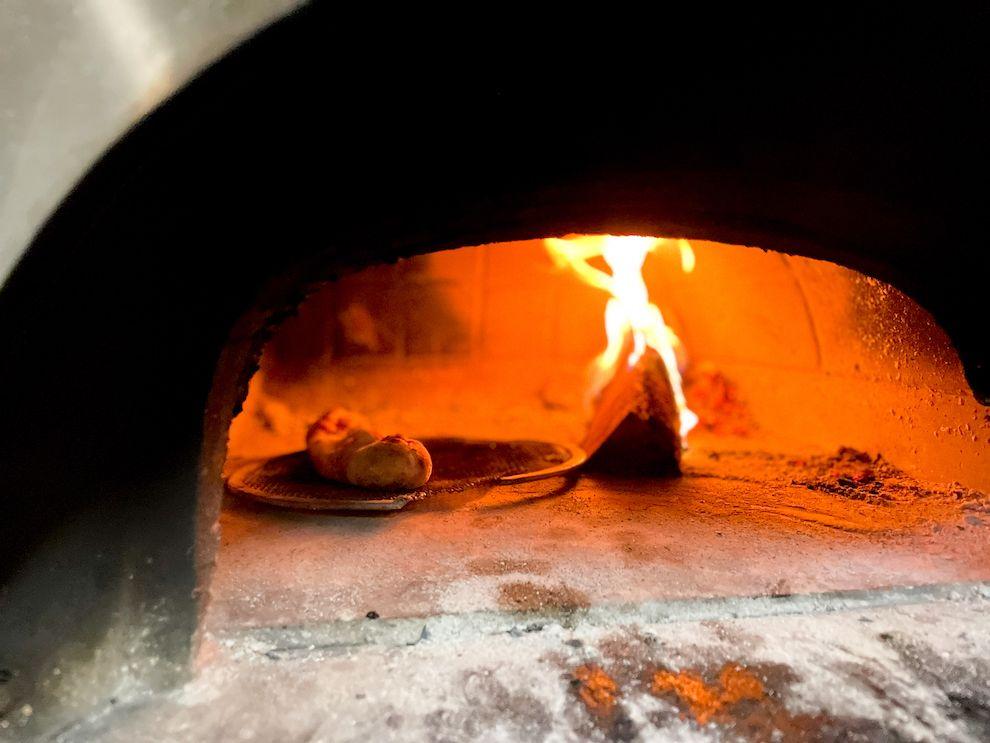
{"left": 879, "top": 632, "right": 990, "bottom": 739}
{"left": 646, "top": 660, "right": 919, "bottom": 741}
{"left": 424, "top": 669, "right": 551, "bottom": 742}
{"left": 497, "top": 581, "right": 590, "bottom": 613}
{"left": 553, "top": 628, "right": 940, "bottom": 740}
{"left": 569, "top": 664, "right": 637, "bottom": 742}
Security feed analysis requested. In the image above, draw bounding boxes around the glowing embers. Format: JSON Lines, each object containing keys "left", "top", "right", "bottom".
{"left": 544, "top": 235, "right": 698, "bottom": 441}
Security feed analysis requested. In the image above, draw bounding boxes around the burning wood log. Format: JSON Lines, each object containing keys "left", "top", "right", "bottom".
{"left": 581, "top": 348, "right": 682, "bottom": 474}
{"left": 545, "top": 235, "right": 696, "bottom": 475}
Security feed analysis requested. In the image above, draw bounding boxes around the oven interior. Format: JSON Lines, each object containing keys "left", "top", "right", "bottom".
{"left": 207, "top": 236, "right": 988, "bottom": 637}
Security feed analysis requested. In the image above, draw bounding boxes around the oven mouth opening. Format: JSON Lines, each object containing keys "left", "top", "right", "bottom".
{"left": 203, "top": 234, "right": 989, "bottom": 635}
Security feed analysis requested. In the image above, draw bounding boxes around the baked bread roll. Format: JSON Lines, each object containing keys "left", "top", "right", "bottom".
{"left": 345, "top": 435, "right": 433, "bottom": 490}
{"left": 306, "top": 410, "right": 432, "bottom": 490}
{"left": 306, "top": 409, "right": 378, "bottom": 481}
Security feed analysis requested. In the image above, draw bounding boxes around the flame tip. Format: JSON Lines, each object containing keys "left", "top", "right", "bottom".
{"left": 545, "top": 234, "right": 698, "bottom": 441}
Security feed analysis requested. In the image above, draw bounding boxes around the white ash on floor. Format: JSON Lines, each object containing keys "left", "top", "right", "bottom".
{"left": 52, "top": 586, "right": 990, "bottom": 742}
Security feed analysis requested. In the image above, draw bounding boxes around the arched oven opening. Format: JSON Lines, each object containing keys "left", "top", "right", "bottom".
{"left": 207, "top": 235, "right": 988, "bottom": 639}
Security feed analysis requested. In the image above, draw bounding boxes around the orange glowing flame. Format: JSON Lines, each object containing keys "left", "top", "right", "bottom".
{"left": 545, "top": 235, "right": 698, "bottom": 439}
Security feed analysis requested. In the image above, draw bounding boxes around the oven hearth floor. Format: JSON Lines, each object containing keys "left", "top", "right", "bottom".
{"left": 206, "top": 454, "right": 990, "bottom": 632}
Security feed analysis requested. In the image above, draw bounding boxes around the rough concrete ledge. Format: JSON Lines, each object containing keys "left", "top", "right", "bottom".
{"left": 213, "top": 580, "right": 990, "bottom": 659}
{"left": 51, "top": 588, "right": 990, "bottom": 743}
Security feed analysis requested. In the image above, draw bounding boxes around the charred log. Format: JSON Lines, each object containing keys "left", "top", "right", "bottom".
{"left": 581, "top": 348, "right": 682, "bottom": 475}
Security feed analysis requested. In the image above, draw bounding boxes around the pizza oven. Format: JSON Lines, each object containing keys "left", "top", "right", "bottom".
{"left": 1, "top": 6, "right": 988, "bottom": 741}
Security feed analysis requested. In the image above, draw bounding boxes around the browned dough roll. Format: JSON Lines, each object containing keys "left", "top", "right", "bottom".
{"left": 345, "top": 435, "right": 433, "bottom": 490}
{"left": 306, "top": 410, "right": 432, "bottom": 490}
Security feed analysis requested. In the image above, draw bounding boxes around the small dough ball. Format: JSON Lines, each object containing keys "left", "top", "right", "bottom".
{"left": 306, "top": 408, "right": 378, "bottom": 481}
{"left": 346, "top": 435, "right": 432, "bottom": 490}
